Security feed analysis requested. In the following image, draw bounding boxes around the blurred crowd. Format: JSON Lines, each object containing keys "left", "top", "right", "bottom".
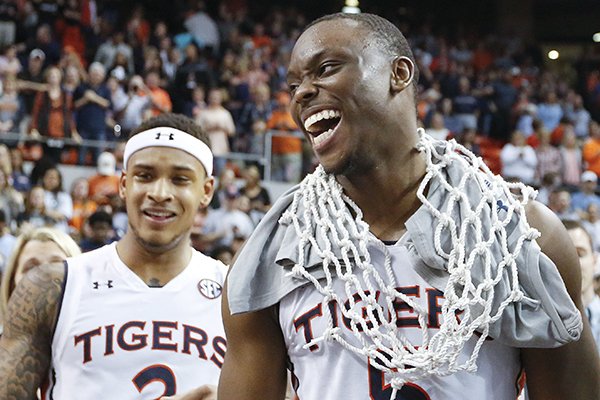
{"left": 0, "top": 0, "right": 597, "bottom": 287}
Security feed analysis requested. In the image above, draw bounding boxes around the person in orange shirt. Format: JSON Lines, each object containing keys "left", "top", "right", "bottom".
{"left": 68, "top": 177, "right": 97, "bottom": 241}
{"left": 87, "top": 151, "right": 119, "bottom": 206}
{"left": 583, "top": 120, "right": 600, "bottom": 176}
{"left": 266, "top": 91, "right": 303, "bottom": 182}
{"left": 143, "top": 69, "right": 172, "bottom": 116}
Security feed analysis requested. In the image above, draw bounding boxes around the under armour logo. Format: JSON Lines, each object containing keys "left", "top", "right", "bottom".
{"left": 155, "top": 132, "right": 175, "bottom": 140}
{"left": 93, "top": 280, "right": 114, "bottom": 289}
{"left": 496, "top": 200, "right": 508, "bottom": 212}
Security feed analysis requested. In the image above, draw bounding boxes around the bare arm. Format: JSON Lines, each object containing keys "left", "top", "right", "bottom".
{"left": 218, "top": 280, "right": 288, "bottom": 400}
{"left": 0, "top": 263, "right": 65, "bottom": 399}
{"left": 522, "top": 201, "right": 600, "bottom": 399}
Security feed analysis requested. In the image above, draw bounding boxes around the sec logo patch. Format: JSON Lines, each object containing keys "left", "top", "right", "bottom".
{"left": 197, "top": 279, "right": 223, "bottom": 299}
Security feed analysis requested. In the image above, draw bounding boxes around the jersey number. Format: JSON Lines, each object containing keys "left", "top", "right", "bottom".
{"left": 132, "top": 364, "right": 177, "bottom": 398}
{"left": 368, "top": 362, "right": 430, "bottom": 400}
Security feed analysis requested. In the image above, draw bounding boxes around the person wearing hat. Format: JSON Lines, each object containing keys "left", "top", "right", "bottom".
{"left": 571, "top": 170, "right": 600, "bottom": 216}
{"left": 87, "top": 151, "right": 119, "bottom": 205}
{"left": 16, "top": 49, "right": 46, "bottom": 121}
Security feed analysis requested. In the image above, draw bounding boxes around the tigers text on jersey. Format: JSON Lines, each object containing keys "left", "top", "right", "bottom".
{"left": 46, "top": 243, "right": 227, "bottom": 400}
{"left": 279, "top": 237, "right": 524, "bottom": 400}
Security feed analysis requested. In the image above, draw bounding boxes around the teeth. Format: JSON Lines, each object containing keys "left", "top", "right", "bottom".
{"left": 147, "top": 211, "right": 172, "bottom": 217}
{"left": 313, "top": 128, "right": 335, "bottom": 146}
{"left": 304, "top": 109, "right": 341, "bottom": 132}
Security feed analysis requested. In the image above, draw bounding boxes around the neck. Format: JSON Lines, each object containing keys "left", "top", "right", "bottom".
{"left": 337, "top": 146, "right": 427, "bottom": 242}
{"left": 583, "top": 287, "right": 595, "bottom": 307}
{"left": 116, "top": 234, "right": 192, "bottom": 285}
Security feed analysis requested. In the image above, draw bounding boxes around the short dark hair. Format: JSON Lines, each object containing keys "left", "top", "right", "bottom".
{"left": 562, "top": 218, "right": 594, "bottom": 249}
{"left": 305, "top": 13, "right": 419, "bottom": 86}
{"left": 87, "top": 210, "right": 113, "bottom": 228}
{"left": 129, "top": 113, "right": 211, "bottom": 148}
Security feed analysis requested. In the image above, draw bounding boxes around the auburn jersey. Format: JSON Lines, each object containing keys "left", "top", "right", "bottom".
{"left": 279, "top": 238, "right": 524, "bottom": 400}
{"left": 46, "top": 243, "right": 227, "bottom": 399}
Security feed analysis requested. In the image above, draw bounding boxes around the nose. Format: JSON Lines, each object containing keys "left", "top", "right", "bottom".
{"left": 147, "top": 178, "right": 173, "bottom": 203}
{"left": 293, "top": 78, "right": 317, "bottom": 105}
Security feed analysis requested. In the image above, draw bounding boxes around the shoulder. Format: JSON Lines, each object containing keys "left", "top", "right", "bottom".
{"left": 524, "top": 200, "right": 582, "bottom": 306}
{"left": 6, "top": 262, "right": 66, "bottom": 334}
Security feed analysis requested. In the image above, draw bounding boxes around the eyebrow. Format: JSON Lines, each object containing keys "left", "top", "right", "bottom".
{"left": 287, "top": 49, "right": 328, "bottom": 79}
{"left": 131, "top": 163, "right": 198, "bottom": 173}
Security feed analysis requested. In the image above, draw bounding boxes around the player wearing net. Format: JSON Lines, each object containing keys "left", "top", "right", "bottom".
{"left": 219, "top": 13, "right": 600, "bottom": 400}
{"left": 0, "top": 114, "right": 224, "bottom": 399}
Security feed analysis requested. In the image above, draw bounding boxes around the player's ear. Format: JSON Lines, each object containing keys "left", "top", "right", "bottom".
{"left": 390, "top": 56, "right": 414, "bottom": 93}
{"left": 118, "top": 170, "right": 127, "bottom": 199}
{"left": 198, "top": 176, "right": 215, "bottom": 208}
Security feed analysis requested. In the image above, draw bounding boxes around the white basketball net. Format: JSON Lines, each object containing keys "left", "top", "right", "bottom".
{"left": 280, "top": 128, "right": 539, "bottom": 399}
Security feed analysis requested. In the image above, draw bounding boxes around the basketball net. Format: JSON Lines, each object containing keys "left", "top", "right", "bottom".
{"left": 280, "top": 128, "right": 538, "bottom": 399}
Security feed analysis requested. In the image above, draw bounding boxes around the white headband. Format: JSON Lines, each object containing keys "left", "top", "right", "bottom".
{"left": 123, "top": 127, "right": 213, "bottom": 176}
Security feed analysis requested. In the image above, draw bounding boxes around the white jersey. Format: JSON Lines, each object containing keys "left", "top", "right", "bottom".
{"left": 46, "top": 243, "right": 227, "bottom": 400}
{"left": 280, "top": 238, "right": 524, "bottom": 400}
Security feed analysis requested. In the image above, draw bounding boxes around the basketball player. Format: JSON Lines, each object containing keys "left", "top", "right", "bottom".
{"left": 0, "top": 113, "right": 224, "bottom": 399}
{"left": 563, "top": 219, "right": 600, "bottom": 353}
{"left": 219, "top": 13, "right": 600, "bottom": 400}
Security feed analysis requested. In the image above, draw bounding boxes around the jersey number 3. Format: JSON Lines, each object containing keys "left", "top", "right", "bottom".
{"left": 368, "top": 362, "right": 430, "bottom": 400}
{"left": 132, "top": 364, "right": 177, "bottom": 398}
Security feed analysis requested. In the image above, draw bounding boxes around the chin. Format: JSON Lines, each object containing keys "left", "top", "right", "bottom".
{"left": 136, "top": 233, "right": 184, "bottom": 253}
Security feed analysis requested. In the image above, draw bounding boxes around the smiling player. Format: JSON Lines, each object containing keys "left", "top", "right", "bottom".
{"left": 0, "top": 113, "right": 226, "bottom": 399}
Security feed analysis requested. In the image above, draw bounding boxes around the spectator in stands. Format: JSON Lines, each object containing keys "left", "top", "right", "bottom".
{"left": 560, "top": 128, "right": 583, "bottom": 189}
{"left": 582, "top": 203, "right": 600, "bottom": 252}
{"left": 79, "top": 210, "right": 114, "bottom": 252}
{"left": 94, "top": 31, "right": 135, "bottom": 76}
{"left": 455, "top": 127, "right": 480, "bottom": 157}
{"left": 500, "top": 130, "right": 537, "bottom": 185}
{"left": 0, "top": 165, "right": 22, "bottom": 232}
{"left": 438, "top": 97, "right": 463, "bottom": 136}
{"left": 238, "top": 83, "right": 273, "bottom": 151}
{"left": 202, "top": 185, "right": 254, "bottom": 252}
{"left": 566, "top": 93, "right": 592, "bottom": 139}
{"left": 118, "top": 74, "right": 150, "bottom": 135}
{"left": 0, "top": 74, "right": 23, "bottom": 136}
{"left": 548, "top": 187, "right": 578, "bottom": 221}
{"left": 489, "top": 68, "right": 518, "bottom": 140}
{"left": 0, "top": 0, "right": 18, "bottom": 48}
{"left": 0, "top": 209, "right": 15, "bottom": 272}
{"left": 266, "top": 90, "right": 302, "bottom": 183}
{"left": 57, "top": 0, "right": 86, "bottom": 62}
{"left": 196, "top": 87, "right": 236, "bottom": 175}
{"left": 29, "top": 65, "right": 81, "bottom": 163}
{"left": 571, "top": 171, "right": 600, "bottom": 216}
{"left": 40, "top": 167, "right": 72, "bottom": 233}
{"left": 28, "top": 23, "right": 61, "bottom": 68}
{"left": 87, "top": 151, "right": 119, "bottom": 206}
{"left": 16, "top": 185, "right": 51, "bottom": 231}
{"left": 536, "top": 172, "right": 560, "bottom": 206}
{"left": 62, "top": 64, "right": 81, "bottom": 96}
{"left": 425, "top": 111, "right": 450, "bottom": 141}
{"left": 16, "top": 48, "right": 46, "bottom": 123}
{"left": 183, "top": 0, "right": 220, "bottom": 54}
{"left": 9, "top": 147, "right": 29, "bottom": 193}
{"left": 535, "top": 129, "right": 561, "bottom": 184}
{"left": 452, "top": 76, "right": 479, "bottom": 131}
{"left": 143, "top": 69, "right": 172, "bottom": 116}
{"left": 184, "top": 84, "right": 206, "bottom": 121}
{"left": 74, "top": 62, "right": 111, "bottom": 165}
{"left": 0, "top": 227, "right": 80, "bottom": 334}
{"left": 537, "top": 89, "right": 564, "bottom": 132}
{"left": 172, "top": 42, "right": 216, "bottom": 113}
{"left": 0, "top": 44, "right": 21, "bottom": 78}
{"left": 583, "top": 120, "right": 600, "bottom": 177}
{"left": 239, "top": 164, "right": 271, "bottom": 215}
{"left": 68, "top": 177, "right": 96, "bottom": 240}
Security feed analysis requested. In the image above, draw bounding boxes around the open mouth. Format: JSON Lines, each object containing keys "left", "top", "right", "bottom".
{"left": 304, "top": 109, "right": 341, "bottom": 146}
{"left": 143, "top": 210, "right": 176, "bottom": 222}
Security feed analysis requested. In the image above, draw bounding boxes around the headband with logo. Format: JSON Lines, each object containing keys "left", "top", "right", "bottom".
{"left": 123, "top": 127, "right": 213, "bottom": 176}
